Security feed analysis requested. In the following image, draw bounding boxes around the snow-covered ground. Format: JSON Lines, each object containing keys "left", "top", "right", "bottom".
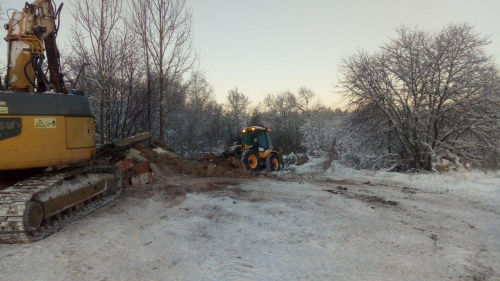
{"left": 1, "top": 158, "right": 499, "bottom": 280}
{"left": 301, "top": 156, "right": 500, "bottom": 204}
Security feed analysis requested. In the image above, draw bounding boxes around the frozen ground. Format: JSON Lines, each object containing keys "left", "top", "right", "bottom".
{"left": 1, "top": 158, "right": 499, "bottom": 280}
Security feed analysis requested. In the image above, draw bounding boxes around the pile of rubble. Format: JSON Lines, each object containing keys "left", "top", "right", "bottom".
{"left": 112, "top": 142, "right": 251, "bottom": 186}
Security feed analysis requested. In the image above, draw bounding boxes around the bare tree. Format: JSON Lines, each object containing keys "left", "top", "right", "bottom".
{"left": 225, "top": 88, "right": 249, "bottom": 142}
{"left": 161, "top": 72, "right": 226, "bottom": 156}
{"left": 182, "top": 73, "right": 215, "bottom": 154}
{"left": 248, "top": 105, "right": 263, "bottom": 126}
{"left": 339, "top": 23, "right": 500, "bottom": 170}
{"left": 297, "top": 87, "right": 315, "bottom": 114}
{"left": 264, "top": 91, "right": 304, "bottom": 152}
{"left": 70, "top": 0, "right": 128, "bottom": 144}
{"left": 105, "top": 39, "right": 150, "bottom": 140}
{"left": 129, "top": 0, "right": 196, "bottom": 143}
{"left": 128, "top": 0, "right": 154, "bottom": 134}
{"left": 299, "top": 102, "right": 343, "bottom": 154}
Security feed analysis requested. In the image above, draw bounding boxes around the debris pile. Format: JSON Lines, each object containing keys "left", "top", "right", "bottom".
{"left": 190, "top": 153, "right": 250, "bottom": 178}
{"left": 112, "top": 142, "right": 251, "bottom": 186}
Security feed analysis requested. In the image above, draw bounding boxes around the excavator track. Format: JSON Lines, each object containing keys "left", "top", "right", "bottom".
{"left": 0, "top": 164, "right": 121, "bottom": 244}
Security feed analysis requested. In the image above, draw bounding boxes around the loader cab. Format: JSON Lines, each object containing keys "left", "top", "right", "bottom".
{"left": 240, "top": 126, "right": 282, "bottom": 172}
{"left": 242, "top": 127, "right": 265, "bottom": 149}
{"left": 241, "top": 126, "right": 277, "bottom": 150}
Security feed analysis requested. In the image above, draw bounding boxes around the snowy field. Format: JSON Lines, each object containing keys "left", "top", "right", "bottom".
{"left": 1, "top": 158, "right": 499, "bottom": 280}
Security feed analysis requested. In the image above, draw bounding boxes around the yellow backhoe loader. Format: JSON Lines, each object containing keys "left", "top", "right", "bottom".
{"left": 228, "top": 126, "right": 284, "bottom": 172}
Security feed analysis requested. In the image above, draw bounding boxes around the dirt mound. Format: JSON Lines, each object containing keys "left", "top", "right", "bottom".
{"left": 111, "top": 142, "right": 252, "bottom": 186}
{"left": 186, "top": 153, "right": 250, "bottom": 178}
{"left": 323, "top": 187, "right": 400, "bottom": 207}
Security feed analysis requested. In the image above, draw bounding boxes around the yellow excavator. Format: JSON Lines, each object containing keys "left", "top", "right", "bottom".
{"left": 0, "top": 0, "right": 148, "bottom": 243}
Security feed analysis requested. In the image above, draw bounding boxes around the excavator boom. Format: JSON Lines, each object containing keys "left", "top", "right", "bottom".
{"left": 5, "top": 0, "right": 65, "bottom": 93}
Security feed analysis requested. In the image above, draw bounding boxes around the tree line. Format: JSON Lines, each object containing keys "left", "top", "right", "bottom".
{"left": 56, "top": 1, "right": 500, "bottom": 172}
{"left": 61, "top": 0, "right": 345, "bottom": 158}
{"left": 1, "top": 0, "right": 499, "bottom": 171}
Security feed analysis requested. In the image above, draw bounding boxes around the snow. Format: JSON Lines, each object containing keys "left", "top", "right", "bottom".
{"left": 326, "top": 160, "right": 500, "bottom": 204}
{"left": 1, "top": 158, "right": 499, "bottom": 280}
{"left": 153, "top": 147, "right": 167, "bottom": 154}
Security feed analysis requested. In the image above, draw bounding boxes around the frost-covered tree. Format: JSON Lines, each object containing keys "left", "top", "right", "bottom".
{"left": 224, "top": 88, "right": 249, "bottom": 142}
{"left": 165, "top": 73, "right": 225, "bottom": 156}
{"left": 300, "top": 102, "right": 346, "bottom": 154}
{"left": 296, "top": 87, "right": 315, "bottom": 115}
{"left": 248, "top": 106, "right": 263, "bottom": 127}
{"left": 129, "top": 0, "right": 196, "bottom": 143}
{"left": 70, "top": 0, "right": 129, "bottom": 144}
{"left": 264, "top": 91, "right": 304, "bottom": 153}
{"left": 339, "top": 23, "right": 500, "bottom": 170}
{"left": 182, "top": 73, "right": 214, "bottom": 154}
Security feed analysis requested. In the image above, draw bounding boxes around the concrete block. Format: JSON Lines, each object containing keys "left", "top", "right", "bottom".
{"left": 131, "top": 172, "right": 154, "bottom": 185}
{"left": 126, "top": 148, "right": 148, "bottom": 162}
{"left": 149, "top": 163, "right": 162, "bottom": 177}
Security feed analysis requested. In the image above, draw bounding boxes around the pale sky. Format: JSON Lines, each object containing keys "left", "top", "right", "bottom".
{"left": 1, "top": 0, "right": 499, "bottom": 107}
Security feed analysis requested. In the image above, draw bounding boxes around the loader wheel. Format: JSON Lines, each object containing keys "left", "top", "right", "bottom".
{"left": 266, "top": 154, "right": 280, "bottom": 172}
{"left": 242, "top": 150, "right": 259, "bottom": 171}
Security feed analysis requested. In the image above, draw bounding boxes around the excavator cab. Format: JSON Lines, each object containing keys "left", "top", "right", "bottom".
{"left": 238, "top": 126, "right": 283, "bottom": 172}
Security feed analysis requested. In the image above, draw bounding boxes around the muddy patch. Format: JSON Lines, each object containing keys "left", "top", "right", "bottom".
{"left": 466, "top": 264, "right": 495, "bottom": 281}
{"left": 401, "top": 187, "right": 419, "bottom": 194}
{"left": 354, "top": 194, "right": 399, "bottom": 206}
{"left": 323, "top": 188, "right": 399, "bottom": 207}
{"left": 227, "top": 189, "right": 266, "bottom": 203}
{"left": 121, "top": 176, "right": 247, "bottom": 204}
{"left": 320, "top": 178, "right": 355, "bottom": 185}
